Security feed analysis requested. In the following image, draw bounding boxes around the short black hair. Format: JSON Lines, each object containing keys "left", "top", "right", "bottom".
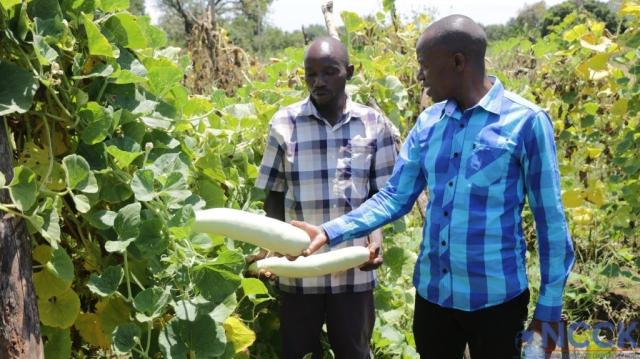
{"left": 304, "top": 36, "right": 350, "bottom": 67}
{"left": 418, "top": 15, "right": 487, "bottom": 69}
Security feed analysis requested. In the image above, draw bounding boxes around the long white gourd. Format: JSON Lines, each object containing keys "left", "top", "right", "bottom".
{"left": 193, "top": 208, "right": 309, "bottom": 256}
{"left": 248, "top": 246, "right": 370, "bottom": 278}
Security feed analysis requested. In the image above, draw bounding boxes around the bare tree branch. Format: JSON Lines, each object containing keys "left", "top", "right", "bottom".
{"left": 321, "top": 1, "right": 339, "bottom": 40}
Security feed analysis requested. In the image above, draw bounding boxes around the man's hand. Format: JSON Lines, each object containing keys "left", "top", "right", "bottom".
{"left": 525, "top": 319, "right": 563, "bottom": 357}
{"left": 244, "top": 249, "right": 278, "bottom": 280}
{"left": 290, "top": 220, "right": 328, "bottom": 256}
{"left": 360, "top": 228, "right": 383, "bottom": 271}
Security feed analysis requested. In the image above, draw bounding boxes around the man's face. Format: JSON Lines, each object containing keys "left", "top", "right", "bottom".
{"left": 304, "top": 55, "right": 351, "bottom": 106}
{"left": 416, "top": 44, "right": 455, "bottom": 103}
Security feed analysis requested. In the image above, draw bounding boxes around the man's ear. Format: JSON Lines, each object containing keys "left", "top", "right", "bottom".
{"left": 453, "top": 53, "right": 466, "bottom": 73}
{"left": 346, "top": 64, "right": 355, "bottom": 80}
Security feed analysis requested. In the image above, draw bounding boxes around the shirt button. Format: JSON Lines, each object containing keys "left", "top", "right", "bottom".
{"left": 441, "top": 240, "right": 446, "bottom": 246}
{"left": 460, "top": 123, "right": 465, "bottom": 128}
{"left": 442, "top": 268, "right": 448, "bottom": 274}
{"left": 444, "top": 211, "right": 449, "bottom": 217}
{"left": 453, "top": 152, "right": 459, "bottom": 158}
{"left": 448, "top": 181, "right": 453, "bottom": 187}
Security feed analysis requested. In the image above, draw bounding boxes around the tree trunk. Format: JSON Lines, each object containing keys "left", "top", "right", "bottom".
{"left": 0, "top": 122, "right": 43, "bottom": 359}
{"left": 320, "top": 1, "right": 340, "bottom": 40}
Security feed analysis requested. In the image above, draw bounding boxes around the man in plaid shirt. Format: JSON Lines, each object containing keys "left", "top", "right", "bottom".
{"left": 254, "top": 36, "right": 397, "bottom": 358}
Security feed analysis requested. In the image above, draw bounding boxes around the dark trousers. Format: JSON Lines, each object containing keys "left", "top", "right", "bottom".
{"left": 279, "top": 290, "right": 375, "bottom": 359}
{"left": 413, "top": 289, "right": 530, "bottom": 359}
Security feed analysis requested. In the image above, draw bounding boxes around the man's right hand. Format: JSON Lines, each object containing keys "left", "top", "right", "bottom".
{"left": 290, "top": 221, "right": 328, "bottom": 256}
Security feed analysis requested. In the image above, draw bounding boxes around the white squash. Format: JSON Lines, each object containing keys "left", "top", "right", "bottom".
{"left": 248, "top": 246, "right": 370, "bottom": 278}
{"left": 193, "top": 208, "right": 309, "bottom": 256}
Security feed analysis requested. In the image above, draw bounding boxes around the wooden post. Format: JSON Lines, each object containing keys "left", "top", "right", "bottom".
{"left": 0, "top": 120, "right": 43, "bottom": 359}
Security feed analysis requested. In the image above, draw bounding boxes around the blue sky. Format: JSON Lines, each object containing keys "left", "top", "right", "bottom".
{"left": 146, "top": 0, "right": 567, "bottom": 30}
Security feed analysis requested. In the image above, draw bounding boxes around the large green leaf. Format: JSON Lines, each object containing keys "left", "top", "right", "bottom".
{"left": 38, "top": 288, "right": 81, "bottom": 329}
{"left": 194, "top": 267, "right": 241, "bottom": 305}
{"left": 83, "top": 14, "right": 117, "bottom": 58}
{"left": 112, "top": 322, "right": 141, "bottom": 354}
{"left": 160, "top": 172, "right": 191, "bottom": 207}
{"left": 78, "top": 102, "right": 114, "bottom": 144}
{"left": 8, "top": 166, "right": 38, "bottom": 211}
{"left": 112, "top": 49, "right": 147, "bottom": 84}
{"left": 74, "top": 313, "right": 111, "bottom": 349}
{"left": 42, "top": 326, "right": 72, "bottom": 359}
{"left": 106, "top": 137, "right": 143, "bottom": 169}
{"left": 150, "top": 153, "right": 189, "bottom": 177}
{"left": 97, "top": 296, "right": 131, "bottom": 334}
{"left": 46, "top": 247, "right": 74, "bottom": 284}
{"left": 39, "top": 198, "right": 61, "bottom": 247}
{"left": 33, "top": 270, "right": 70, "bottom": 300}
{"left": 144, "top": 57, "right": 183, "bottom": 96}
{"left": 210, "top": 250, "right": 245, "bottom": 273}
{"left": 87, "top": 265, "right": 123, "bottom": 297}
{"left": 62, "top": 154, "right": 99, "bottom": 193}
{"left": 98, "top": 0, "right": 129, "bottom": 12}
{"left": 113, "top": 202, "right": 141, "bottom": 242}
{"left": 71, "top": 193, "right": 92, "bottom": 213}
{"left": 84, "top": 209, "right": 117, "bottom": 230}
{"left": 0, "top": 0, "right": 21, "bottom": 10}
{"left": 172, "top": 299, "right": 198, "bottom": 322}
{"left": 134, "top": 217, "right": 168, "bottom": 255}
{"left": 158, "top": 316, "right": 227, "bottom": 359}
{"left": 104, "top": 13, "right": 147, "bottom": 49}
{"left": 138, "top": 16, "right": 167, "bottom": 48}
{"left": 0, "top": 62, "right": 39, "bottom": 116}
{"left": 27, "top": 0, "right": 62, "bottom": 19}
{"left": 197, "top": 179, "right": 227, "bottom": 208}
{"left": 33, "top": 35, "right": 59, "bottom": 65}
{"left": 34, "top": 16, "right": 67, "bottom": 41}
{"left": 196, "top": 154, "right": 226, "bottom": 183}
{"left": 131, "top": 169, "right": 155, "bottom": 201}
{"left": 133, "top": 287, "right": 170, "bottom": 322}
{"left": 97, "top": 172, "right": 133, "bottom": 203}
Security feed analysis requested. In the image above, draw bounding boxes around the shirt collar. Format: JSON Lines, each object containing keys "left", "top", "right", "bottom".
{"left": 441, "top": 76, "right": 504, "bottom": 119}
{"left": 300, "top": 96, "right": 356, "bottom": 127}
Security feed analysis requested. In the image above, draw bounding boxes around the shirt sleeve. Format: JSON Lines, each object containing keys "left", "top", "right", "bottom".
{"left": 323, "top": 118, "right": 427, "bottom": 246}
{"left": 255, "top": 121, "right": 286, "bottom": 193}
{"left": 522, "top": 111, "right": 575, "bottom": 322}
{"left": 370, "top": 114, "right": 399, "bottom": 193}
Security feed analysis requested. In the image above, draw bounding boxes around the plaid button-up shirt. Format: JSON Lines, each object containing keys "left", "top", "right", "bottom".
{"left": 255, "top": 97, "right": 398, "bottom": 294}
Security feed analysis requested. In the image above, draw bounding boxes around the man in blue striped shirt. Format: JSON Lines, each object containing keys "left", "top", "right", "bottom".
{"left": 293, "top": 15, "right": 575, "bottom": 358}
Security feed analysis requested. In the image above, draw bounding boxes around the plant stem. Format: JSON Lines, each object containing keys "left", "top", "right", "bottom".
{"left": 39, "top": 115, "right": 54, "bottom": 189}
{"left": 145, "top": 322, "right": 152, "bottom": 354}
{"left": 123, "top": 251, "right": 133, "bottom": 301}
{"left": 96, "top": 78, "right": 109, "bottom": 103}
{"left": 46, "top": 88, "right": 72, "bottom": 118}
{"left": 0, "top": 204, "right": 29, "bottom": 220}
{"left": 3, "top": 117, "right": 15, "bottom": 153}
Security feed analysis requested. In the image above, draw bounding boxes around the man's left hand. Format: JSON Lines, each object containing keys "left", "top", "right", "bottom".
{"left": 525, "top": 318, "right": 563, "bottom": 358}
{"left": 360, "top": 228, "right": 383, "bottom": 271}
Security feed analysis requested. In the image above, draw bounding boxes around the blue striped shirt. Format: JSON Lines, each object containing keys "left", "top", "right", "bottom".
{"left": 323, "top": 77, "right": 575, "bottom": 321}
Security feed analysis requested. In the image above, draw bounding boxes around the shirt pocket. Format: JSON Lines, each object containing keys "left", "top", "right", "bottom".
{"left": 335, "top": 139, "right": 374, "bottom": 198}
{"left": 465, "top": 142, "right": 512, "bottom": 187}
